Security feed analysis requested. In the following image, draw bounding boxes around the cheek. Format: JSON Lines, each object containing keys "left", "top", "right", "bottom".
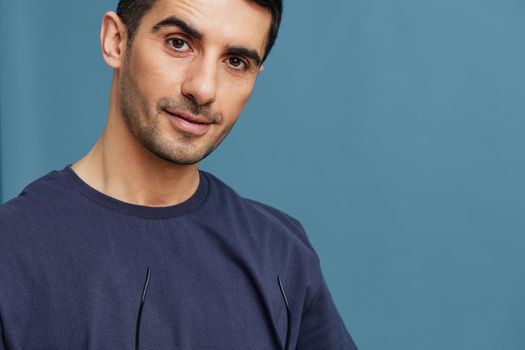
{"left": 129, "top": 48, "right": 183, "bottom": 102}
{"left": 218, "top": 79, "right": 256, "bottom": 121}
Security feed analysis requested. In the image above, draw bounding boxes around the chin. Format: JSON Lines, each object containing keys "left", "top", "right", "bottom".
{"left": 149, "top": 143, "right": 213, "bottom": 165}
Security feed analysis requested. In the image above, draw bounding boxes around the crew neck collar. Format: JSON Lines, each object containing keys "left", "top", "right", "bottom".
{"left": 61, "top": 164, "right": 209, "bottom": 219}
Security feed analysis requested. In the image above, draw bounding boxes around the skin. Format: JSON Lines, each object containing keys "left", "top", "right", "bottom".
{"left": 72, "top": 0, "right": 271, "bottom": 207}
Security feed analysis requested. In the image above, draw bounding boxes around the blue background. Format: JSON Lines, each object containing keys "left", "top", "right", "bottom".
{"left": 1, "top": 1, "right": 524, "bottom": 349}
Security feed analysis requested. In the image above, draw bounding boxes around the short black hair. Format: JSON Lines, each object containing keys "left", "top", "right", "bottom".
{"left": 116, "top": 0, "right": 283, "bottom": 62}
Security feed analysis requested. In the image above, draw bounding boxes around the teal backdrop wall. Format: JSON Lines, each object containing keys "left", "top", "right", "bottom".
{"left": 1, "top": 1, "right": 524, "bottom": 349}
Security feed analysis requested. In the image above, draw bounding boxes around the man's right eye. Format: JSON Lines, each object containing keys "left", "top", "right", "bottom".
{"left": 166, "top": 38, "right": 190, "bottom": 52}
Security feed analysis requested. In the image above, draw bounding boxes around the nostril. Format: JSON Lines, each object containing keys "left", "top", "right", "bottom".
{"left": 180, "top": 70, "right": 218, "bottom": 107}
{"left": 135, "top": 267, "right": 151, "bottom": 350}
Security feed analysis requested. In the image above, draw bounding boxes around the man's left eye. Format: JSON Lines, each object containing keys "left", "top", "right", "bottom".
{"left": 228, "top": 57, "right": 247, "bottom": 70}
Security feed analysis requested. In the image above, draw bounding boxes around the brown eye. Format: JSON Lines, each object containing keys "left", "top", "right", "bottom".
{"left": 228, "top": 57, "right": 247, "bottom": 70}
{"left": 167, "top": 38, "right": 190, "bottom": 52}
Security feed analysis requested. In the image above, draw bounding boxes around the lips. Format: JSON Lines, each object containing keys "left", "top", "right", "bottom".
{"left": 165, "top": 110, "right": 212, "bottom": 136}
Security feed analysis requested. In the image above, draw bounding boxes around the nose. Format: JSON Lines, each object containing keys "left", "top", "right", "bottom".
{"left": 181, "top": 55, "right": 217, "bottom": 107}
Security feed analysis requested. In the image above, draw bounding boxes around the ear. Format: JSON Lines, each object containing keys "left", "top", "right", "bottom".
{"left": 100, "top": 11, "right": 128, "bottom": 69}
{"left": 258, "top": 65, "right": 265, "bottom": 73}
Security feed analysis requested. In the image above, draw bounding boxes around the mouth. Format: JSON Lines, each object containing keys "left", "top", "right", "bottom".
{"left": 164, "top": 110, "right": 212, "bottom": 137}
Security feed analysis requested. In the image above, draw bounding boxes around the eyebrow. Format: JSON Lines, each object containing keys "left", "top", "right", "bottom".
{"left": 151, "top": 16, "right": 202, "bottom": 39}
{"left": 151, "top": 16, "right": 263, "bottom": 67}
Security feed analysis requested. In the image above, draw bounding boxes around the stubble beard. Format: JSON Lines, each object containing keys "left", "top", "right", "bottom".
{"left": 118, "top": 56, "right": 235, "bottom": 165}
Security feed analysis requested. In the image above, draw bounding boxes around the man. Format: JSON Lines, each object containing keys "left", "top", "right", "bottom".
{"left": 0, "top": 0, "right": 358, "bottom": 348}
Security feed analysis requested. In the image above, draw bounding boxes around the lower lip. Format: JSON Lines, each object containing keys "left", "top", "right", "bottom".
{"left": 167, "top": 112, "right": 211, "bottom": 136}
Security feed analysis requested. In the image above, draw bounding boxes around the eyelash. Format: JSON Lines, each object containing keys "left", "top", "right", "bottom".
{"left": 165, "top": 37, "right": 251, "bottom": 72}
{"left": 227, "top": 57, "right": 249, "bottom": 72}
{"left": 167, "top": 37, "right": 191, "bottom": 53}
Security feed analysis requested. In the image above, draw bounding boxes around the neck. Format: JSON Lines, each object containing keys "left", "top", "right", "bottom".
{"left": 71, "top": 79, "right": 200, "bottom": 208}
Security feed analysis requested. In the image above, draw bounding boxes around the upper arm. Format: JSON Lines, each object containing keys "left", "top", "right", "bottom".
{"left": 296, "top": 265, "right": 358, "bottom": 350}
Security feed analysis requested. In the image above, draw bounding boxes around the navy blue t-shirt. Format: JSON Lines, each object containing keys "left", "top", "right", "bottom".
{"left": 0, "top": 165, "right": 357, "bottom": 349}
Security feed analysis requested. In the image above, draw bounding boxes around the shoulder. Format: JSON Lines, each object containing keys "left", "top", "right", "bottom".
{"left": 1, "top": 168, "right": 65, "bottom": 206}
{"left": 243, "top": 197, "right": 310, "bottom": 245}
{"left": 201, "top": 170, "right": 319, "bottom": 259}
{"left": 0, "top": 169, "right": 70, "bottom": 234}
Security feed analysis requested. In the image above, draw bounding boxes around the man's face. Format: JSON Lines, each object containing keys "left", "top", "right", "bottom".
{"left": 118, "top": 0, "right": 271, "bottom": 164}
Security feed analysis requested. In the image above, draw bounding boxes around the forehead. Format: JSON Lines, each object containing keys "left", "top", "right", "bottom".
{"left": 140, "top": 0, "right": 272, "bottom": 54}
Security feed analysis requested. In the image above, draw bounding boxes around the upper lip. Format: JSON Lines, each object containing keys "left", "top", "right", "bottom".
{"left": 165, "top": 109, "right": 212, "bottom": 125}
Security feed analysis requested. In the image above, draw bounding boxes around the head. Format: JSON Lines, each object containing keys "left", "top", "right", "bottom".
{"left": 101, "top": 0, "right": 282, "bottom": 165}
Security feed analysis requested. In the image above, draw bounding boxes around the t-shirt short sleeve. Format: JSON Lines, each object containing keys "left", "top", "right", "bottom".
{"left": 297, "top": 261, "right": 358, "bottom": 350}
